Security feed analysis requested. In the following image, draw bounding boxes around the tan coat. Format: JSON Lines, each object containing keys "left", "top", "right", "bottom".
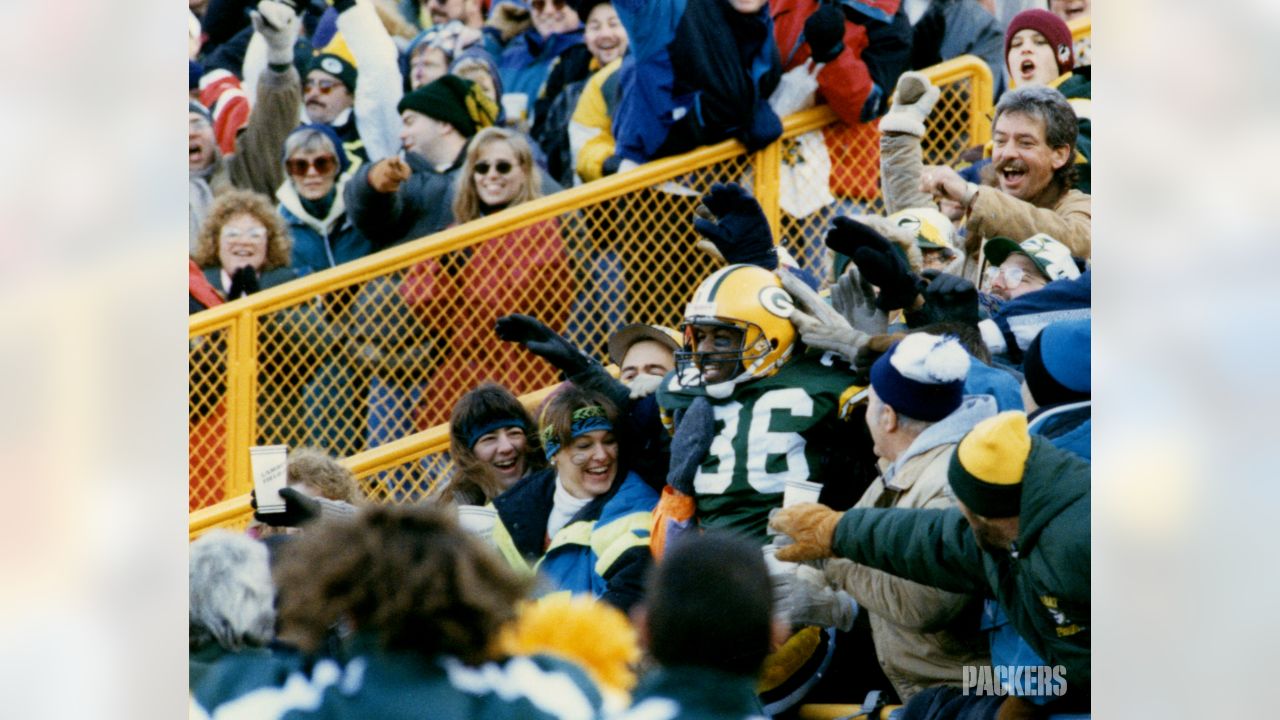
{"left": 823, "top": 398, "right": 993, "bottom": 701}
{"left": 879, "top": 131, "right": 1092, "bottom": 286}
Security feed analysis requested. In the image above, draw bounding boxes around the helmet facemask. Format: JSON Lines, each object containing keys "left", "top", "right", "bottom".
{"left": 675, "top": 316, "right": 775, "bottom": 390}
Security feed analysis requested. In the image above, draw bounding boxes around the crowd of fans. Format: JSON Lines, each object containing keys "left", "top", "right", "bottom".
{"left": 190, "top": 0, "right": 1092, "bottom": 717}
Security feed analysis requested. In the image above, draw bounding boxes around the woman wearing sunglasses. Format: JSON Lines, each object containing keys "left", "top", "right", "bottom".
{"left": 276, "top": 124, "right": 371, "bottom": 275}
{"left": 396, "top": 127, "right": 573, "bottom": 433}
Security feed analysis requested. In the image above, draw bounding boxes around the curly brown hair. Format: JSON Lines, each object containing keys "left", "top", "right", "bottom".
{"left": 286, "top": 447, "right": 364, "bottom": 504}
{"left": 191, "top": 188, "right": 292, "bottom": 271}
{"left": 273, "top": 505, "right": 531, "bottom": 664}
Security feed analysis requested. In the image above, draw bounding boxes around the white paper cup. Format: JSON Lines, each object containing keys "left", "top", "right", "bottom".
{"left": 500, "top": 92, "right": 529, "bottom": 122}
{"left": 249, "top": 445, "right": 289, "bottom": 512}
{"left": 457, "top": 505, "right": 498, "bottom": 540}
{"left": 782, "top": 478, "right": 823, "bottom": 507}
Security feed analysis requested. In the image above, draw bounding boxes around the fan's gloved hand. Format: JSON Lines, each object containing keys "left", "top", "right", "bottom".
{"left": 227, "top": 266, "right": 260, "bottom": 299}
{"left": 367, "top": 157, "right": 412, "bottom": 193}
{"left": 878, "top": 71, "right": 941, "bottom": 137}
{"left": 909, "top": 270, "right": 980, "bottom": 327}
{"left": 769, "top": 503, "right": 844, "bottom": 562}
{"left": 831, "top": 264, "right": 889, "bottom": 336}
{"left": 251, "top": 1, "right": 301, "bottom": 66}
{"left": 252, "top": 486, "right": 320, "bottom": 527}
{"left": 789, "top": 566, "right": 859, "bottom": 632}
{"left": 763, "top": 546, "right": 802, "bottom": 622}
{"left": 626, "top": 373, "right": 664, "bottom": 400}
{"left": 485, "top": 1, "right": 531, "bottom": 42}
{"left": 825, "top": 217, "right": 922, "bottom": 312}
{"left": 693, "top": 182, "right": 778, "bottom": 270}
{"left": 495, "top": 314, "right": 593, "bottom": 377}
{"left": 804, "top": 4, "right": 846, "bottom": 63}
{"left": 778, "top": 268, "right": 869, "bottom": 365}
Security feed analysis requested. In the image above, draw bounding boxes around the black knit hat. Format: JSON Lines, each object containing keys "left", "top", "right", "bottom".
{"left": 397, "top": 75, "right": 498, "bottom": 138}
{"left": 307, "top": 53, "right": 358, "bottom": 92}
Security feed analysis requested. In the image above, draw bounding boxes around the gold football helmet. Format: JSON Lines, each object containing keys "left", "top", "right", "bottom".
{"left": 676, "top": 264, "right": 798, "bottom": 387}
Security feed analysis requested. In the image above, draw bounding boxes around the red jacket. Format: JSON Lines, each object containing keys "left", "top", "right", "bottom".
{"left": 398, "top": 218, "right": 573, "bottom": 430}
{"left": 772, "top": 0, "right": 899, "bottom": 199}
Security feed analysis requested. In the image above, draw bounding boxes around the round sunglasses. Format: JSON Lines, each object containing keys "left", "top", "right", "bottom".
{"left": 474, "top": 160, "right": 515, "bottom": 176}
{"left": 286, "top": 155, "right": 338, "bottom": 177}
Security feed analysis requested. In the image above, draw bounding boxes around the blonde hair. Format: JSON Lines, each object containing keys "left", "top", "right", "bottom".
{"left": 452, "top": 127, "right": 542, "bottom": 223}
{"left": 191, "top": 189, "right": 292, "bottom": 270}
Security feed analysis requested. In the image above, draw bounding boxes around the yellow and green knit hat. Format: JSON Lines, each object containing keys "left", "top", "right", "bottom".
{"left": 947, "top": 411, "right": 1031, "bottom": 518}
{"left": 397, "top": 75, "right": 498, "bottom": 138}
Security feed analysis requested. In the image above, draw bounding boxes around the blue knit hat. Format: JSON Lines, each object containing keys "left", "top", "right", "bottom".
{"left": 870, "top": 333, "right": 969, "bottom": 422}
{"left": 1022, "top": 318, "right": 1090, "bottom": 407}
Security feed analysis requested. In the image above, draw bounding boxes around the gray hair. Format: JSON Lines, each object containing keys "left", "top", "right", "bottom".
{"left": 992, "top": 85, "right": 1078, "bottom": 191}
{"left": 189, "top": 531, "right": 275, "bottom": 653}
{"left": 283, "top": 127, "right": 338, "bottom": 160}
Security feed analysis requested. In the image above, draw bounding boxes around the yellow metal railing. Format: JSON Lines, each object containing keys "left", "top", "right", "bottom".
{"left": 189, "top": 54, "right": 998, "bottom": 526}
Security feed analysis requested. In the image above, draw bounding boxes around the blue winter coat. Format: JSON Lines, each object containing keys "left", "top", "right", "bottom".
{"left": 611, "top": 0, "right": 783, "bottom": 163}
{"left": 277, "top": 181, "right": 372, "bottom": 275}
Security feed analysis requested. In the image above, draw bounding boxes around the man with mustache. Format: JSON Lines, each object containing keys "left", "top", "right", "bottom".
{"left": 879, "top": 75, "right": 1090, "bottom": 286}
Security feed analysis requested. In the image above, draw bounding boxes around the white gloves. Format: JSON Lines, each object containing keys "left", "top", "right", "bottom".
{"left": 769, "top": 60, "right": 821, "bottom": 118}
{"left": 789, "top": 565, "right": 859, "bottom": 632}
{"left": 879, "top": 71, "right": 941, "bottom": 137}
{"left": 830, "top": 262, "right": 889, "bottom": 337}
{"left": 626, "top": 373, "right": 664, "bottom": 400}
{"left": 778, "top": 269, "right": 871, "bottom": 365}
{"left": 252, "top": 1, "right": 301, "bottom": 67}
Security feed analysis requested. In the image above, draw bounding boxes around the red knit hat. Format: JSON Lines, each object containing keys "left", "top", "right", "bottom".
{"left": 1004, "top": 8, "right": 1074, "bottom": 77}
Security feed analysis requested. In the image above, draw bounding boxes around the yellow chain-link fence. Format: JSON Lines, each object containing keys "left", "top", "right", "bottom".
{"left": 190, "top": 53, "right": 1008, "bottom": 536}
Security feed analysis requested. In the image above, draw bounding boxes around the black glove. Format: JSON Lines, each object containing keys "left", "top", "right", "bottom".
{"left": 495, "top": 314, "right": 594, "bottom": 377}
{"left": 804, "top": 5, "right": 846, "bottom": 63}
{"left": 227, "top": 266, "right": 260, "bottom": 299}
{"left": 693, "top": 182, "right": 777, "bottom": 270}
{"left": 907, "top": 270, "right": 980, "bottom": 328}
{"left": 825, "top": 217, "right": 921, "bottom": 311}
{"left": 252, "top": 486, "right": 321, "bottom": 527}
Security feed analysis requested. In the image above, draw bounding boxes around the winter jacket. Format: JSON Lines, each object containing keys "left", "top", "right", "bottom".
{"left": 190, "top": 64, "right": 301, "bottom": 247}
{"left": 498, "top": 29, "right": 587, "bottom": 126}
{"left": 277, "top": 181, "right": 372, "bottom": 275}
{"left": 343, "top": 147, "right": 466, "bottom": 248}
{"left": 492, "top": 467, "right": 658, "bottom": 612}
{"left": 535, "top": 73, "right": 590, "bottom": 187}
{"left": 964, "top": 185, "right": 1092, "bottom": 261}
{"left": 830, "top": 435, "right": 1091, "bottom": 691}
{"left": 822, "top": 395, "right": 995, "bottom": 701}
{"left": 397, "top": 217, "right": 572, "bottom": 430}
{"left": 1028, "top": 399, "right": 1090, "bottom": 461}
{"left": 569, "top": 58, "right": 624, "bottom": 184}
{"left": 191, "top": 633, "right": 604, "bottom": 720}
{"left": 620, "top": 666, "right": 767, "bottom": 720}
{"left": 611, "top": 0, "right": 783, "bottom": 164}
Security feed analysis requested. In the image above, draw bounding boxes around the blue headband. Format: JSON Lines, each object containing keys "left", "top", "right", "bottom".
{"left": 542, "top": 406, "right": 613, "bottom": 460}
{"left": 462, "top": 417, "right": 528, "bottom": 450}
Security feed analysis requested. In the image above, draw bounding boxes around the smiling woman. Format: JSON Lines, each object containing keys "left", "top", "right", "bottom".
{"left": 191, "top": 189, "right": 296, "bottom": 304}
{"left": 490, "top": 386, "right": 659, "bottom": 612}
{"left": 453, "top": 126, "right": 541, "bottom": 221}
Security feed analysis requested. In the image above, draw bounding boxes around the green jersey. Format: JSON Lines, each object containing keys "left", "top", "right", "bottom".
{"left": 659, "top": 351, "right": 865, "bottom": 542}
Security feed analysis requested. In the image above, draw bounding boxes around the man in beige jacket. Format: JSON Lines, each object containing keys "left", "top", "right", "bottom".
{"left": 786, "top": 331, "right": 994, "bottom": 702}
{"left": 879, "top": 75, "right": 1090, "bottom": 284}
